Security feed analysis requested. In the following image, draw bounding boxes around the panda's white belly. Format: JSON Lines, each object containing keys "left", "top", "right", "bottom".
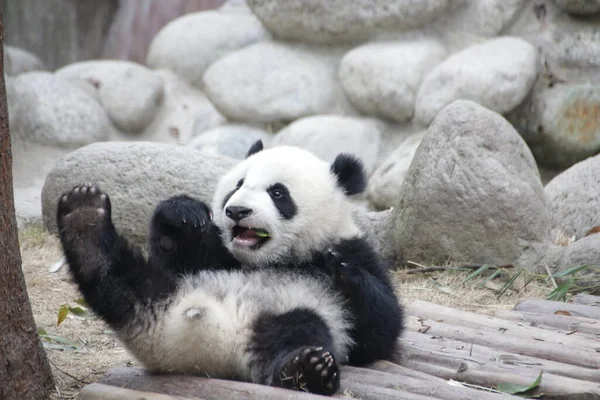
{"left": 118, "top": 269, "right": 353, "bottom": 380}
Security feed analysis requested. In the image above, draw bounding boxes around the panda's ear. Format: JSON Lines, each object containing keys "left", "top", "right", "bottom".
{"left": 330, "top": 153, "right": 367, "bottom": 196}
{"left": 246, "top": 140, "right": 264, "bottom": 158}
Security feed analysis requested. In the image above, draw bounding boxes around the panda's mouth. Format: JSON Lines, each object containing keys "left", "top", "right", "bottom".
{"left": 231, "top": 226, "right": 270, "bottom": 249}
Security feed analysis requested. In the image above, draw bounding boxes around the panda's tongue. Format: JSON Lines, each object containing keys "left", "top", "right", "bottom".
{"left": 234, "top": 228, "right": 261, "bottom": 246}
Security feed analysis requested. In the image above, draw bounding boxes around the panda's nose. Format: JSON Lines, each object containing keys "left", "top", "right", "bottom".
{"left": 225, "top": 206, "right": 253, "bottom": 222}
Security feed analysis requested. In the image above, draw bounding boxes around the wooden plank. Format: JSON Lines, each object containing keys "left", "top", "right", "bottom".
{"left": 404, "top": 315, "right": 600, "bottom": 369}
{"left": 495, "top": 310, "right": 600, "bottom": 338}
{"left": 514, "top": 298, "right": 600, "bottom": 320}
{"left": 349, "top": 363, "right": 513, "bottom": 399}
{"left": 572, "top": 293, "right": 600, "bottom": 307}
{"left": 407, "top": 300, "right": 600, "bottom": 349}
{"left": 398, "top": 330, "right": 600, "bottom": 382}
{"left": 98, "top": 366, "right": 428, "bottom": 400}
{"left": 393, "top": 333, "right": 600, "bottom": 398}
{"left": 79, "top": 383, "right": 202, "bottom": 400}
{"left": 99, "top": 367, "right": 329, "bottom": 400}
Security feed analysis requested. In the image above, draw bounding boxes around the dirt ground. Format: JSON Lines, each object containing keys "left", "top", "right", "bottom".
{"left": 18, "top": 226, "right": 552, "bottom": 399}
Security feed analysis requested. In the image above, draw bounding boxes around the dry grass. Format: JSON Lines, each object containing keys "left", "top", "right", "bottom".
{"left": 18, "top": 227, "right": 551, "bottom": 399}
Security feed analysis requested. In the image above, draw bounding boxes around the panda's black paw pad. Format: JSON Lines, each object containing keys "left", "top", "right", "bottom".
{"left": 279, "top": 347, "right": 340, "bottom": 395}
{"left": 57, "top": 184, "right": 111, "bottom": 233}
{"left": 155, "top": 196, "right": 213, "bottom": 235}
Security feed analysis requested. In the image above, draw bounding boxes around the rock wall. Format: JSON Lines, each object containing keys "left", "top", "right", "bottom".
{"left": 8, "top": 0, "right": 600, "bottom": 272}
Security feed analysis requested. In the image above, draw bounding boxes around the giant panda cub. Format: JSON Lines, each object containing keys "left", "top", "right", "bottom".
{"left": 56, "top": 141, "right": 404, "bottom": 396}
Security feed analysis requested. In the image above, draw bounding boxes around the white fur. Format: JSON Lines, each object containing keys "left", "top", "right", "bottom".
{"left": 117, "top": 270, "right": 354, "bottom": 380}
{"left": 212, "top": 146, "right": 361, "bottom": 266}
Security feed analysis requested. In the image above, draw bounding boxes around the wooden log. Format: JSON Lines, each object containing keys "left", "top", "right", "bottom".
{"left": 514, "top": 298, "right": 600, "bottom": 320}
{"left": 572, "top": 293, "right": 600, "bottom": 307}
{"left": 393, "top": 333, "right": 600, "bottom": 397}
{"left": 399, "top": 330, "right": 600, "bottom": 382}
{"left": 407, "top": 300, "right": 599, "bottom": 349}
{"left": 404, "top": 315, "right": 600, "bottom": 369}
{"left": 495, "top": 310, "right": 600, "bottom": 338}
{"left": 79, "top": 383, "right": 201, "bottom": 400}
{"left": 344, "top": 364, "right": 508, "bottom": 400}
{"left": 98, "top": 366, "right": 429, "bottom": 400}
{"left": 99, "top": 367, "right": 329, "bottom": 400}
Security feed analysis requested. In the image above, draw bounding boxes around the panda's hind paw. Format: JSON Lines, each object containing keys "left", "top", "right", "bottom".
{"left": 57, "top": 183, "right": 112, "bottom": 235}
{"left": 278, "top": 346, "right": 340, "bottom": 396}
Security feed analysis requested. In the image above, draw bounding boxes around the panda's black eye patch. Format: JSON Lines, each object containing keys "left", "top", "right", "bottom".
{"left": 236, "top": 179, "right": 244, "bottom": 189}
{"left": 267, "top": 183, "right": 297, "bottom": 220}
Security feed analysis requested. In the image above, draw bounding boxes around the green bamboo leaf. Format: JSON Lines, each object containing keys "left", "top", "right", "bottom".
{"left": 496, "top": 270, "right": 523, "bottom": 299}
{"left": 37, "top": 327, "right": 48, "bottom": 336}
{"left": 68, "top": 306, "right": 89, "bottom": 318}
{"left": 74, "top": 297, "right": 89, "bottom": 307}
{"left": 497, "top": 371, "right": 543, "bottom": 395}
{"left": 547, "top": 280, "right": 573, "bottom": 302}
{"left": 551, "top": 265, "right": 590, "bottom": 277}
{"left": 479, "top": 269, "right": 502, "bottom": 288}
{"left": 461, "top": 264, "right": 491, "bottom": 284}
{"left": 57, "top": 305, "right": 69, "bottom": 326}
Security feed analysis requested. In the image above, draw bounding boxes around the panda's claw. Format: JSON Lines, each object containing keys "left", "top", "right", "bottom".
{"left": 56, "top": 183, "right": 112, "bottom": 234}
{"left": 278, "top": 346, "right": 340, "bottom": 395}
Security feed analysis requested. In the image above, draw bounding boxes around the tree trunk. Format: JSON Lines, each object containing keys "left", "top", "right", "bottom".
{"left": 0, "top": 9, "right": 54, "bottom": 400}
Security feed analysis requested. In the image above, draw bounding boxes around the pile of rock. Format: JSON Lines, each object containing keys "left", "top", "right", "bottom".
{"left": 7, "top": 0, "right": 600, "bottom": 274}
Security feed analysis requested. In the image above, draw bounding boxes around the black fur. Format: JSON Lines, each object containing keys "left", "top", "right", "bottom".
{"left": 246, "top": 139, "right": 264, "bottom": 158}
{"left": 57, "top": 166, "right": 403, "bottom": 396}
{"left": 248, "top": 308, "right": 339, "bottom": 395}
{"left": 330, "top": 153, "right": 367, "bottom": 196}
{"left": 267, "top": 183, "right": 297, "bottom": 220}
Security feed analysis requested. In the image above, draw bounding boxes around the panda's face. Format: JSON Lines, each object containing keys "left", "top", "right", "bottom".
{"left": 212, "top": 144, "right": 366, "bottom": 266}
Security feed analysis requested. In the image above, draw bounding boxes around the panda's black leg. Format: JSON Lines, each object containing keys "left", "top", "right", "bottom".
{"left": 148, "top": 195, "right": 238, "bottom": 275}
{"left": 325, "top": 239, "right": 404, "bottom": 366}
{"left": 248, "top": 308, "right": 340, "bottom": 396}
{"left": 56, "top": 184, "right": 177, "bottom": 331}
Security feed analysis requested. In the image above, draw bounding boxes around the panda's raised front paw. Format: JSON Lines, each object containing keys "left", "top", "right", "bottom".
{"left": 278, "top": 346, "right": 340, "bottom": 396}
{"left": 325, "top": 247, "right": 361, "bottom": 291}
{"left": 57, "top": 183, "right": 112, "bottom": 237}
{"left": 153, "top": 195, "right": 213, "bottom": 237}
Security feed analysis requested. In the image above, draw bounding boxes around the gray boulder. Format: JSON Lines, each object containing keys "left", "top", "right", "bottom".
{"left": 10, "top": 72, "right": 111, "bottom": 147}
{"left": 55, "top": 60, "right": 165, "bottom": 133}
{"left": 393, "top": 100, "right": 549, "bottom": 266}
{"left": 339, "top": 39, "right": 447, "bottom": 122}
{"left": 146, "top": 11, "right": 270, "bottom": 87}
{"left": 271, "top": 115, "right": 383, "bottom": 175}
{"left": 545, "top": 154, "right": 600, "bottom": 239}
{"left": 189, "top": 124, "right": 273, "bottom": 159}
{"left": 42, "top": 142, "right": 238, "bottom": 245}
{"left": 414, "top": 37, "right": 539, "bottom": 125}
{"left": 246, "top": 0, "right": 449, "bottom": 44}
{"left": 367, "top": 132, "right": 425, "bottom": 210}
{"left": 509, "top": 83, "right": 600, "bottom": 169}
{"left": 554, "top": 0, "right": 600, "bottom": 15}
{"left": 203, "top": 42, "right": 355, "bottom": 123}
{"left": 5, "top": 46, "right": 45, "bottom": 76}
{"left": 142, "top": 70, "right": 226, "bottom": 145}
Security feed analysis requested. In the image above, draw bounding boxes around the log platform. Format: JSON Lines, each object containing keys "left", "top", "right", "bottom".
{"left": 79, "top": 296, "right": 600, "bottom": 400}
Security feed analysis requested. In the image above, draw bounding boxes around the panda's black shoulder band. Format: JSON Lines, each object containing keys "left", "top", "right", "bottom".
{"left": 331, "top": 153, "right": 367, "bottom": 196}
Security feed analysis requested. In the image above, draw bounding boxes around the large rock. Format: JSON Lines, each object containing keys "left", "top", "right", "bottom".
{"left": 414, "top": 37, "right": 539, "bottom": 125}
{"left": 393, "top": 100, "right": 549, "bottom": 266}
{"left": 246, "top": 0, "right": 449, "bottom": 44}
{"left": 142, "top": 70, "right": 226, "bottom": 145}
{"left": 545, "top": 154, "right": 600, "bottom": 239}
{"left": 554, "top": 0, "right": 600, "bottom": 15}
{"left": 55, "top": 60, "right": 165, "bottom": 133}
{"left": 10, "top": 72, "right": 111, "bottom": 147}
{"left": 146, "top": 11, "right": 270, "bottom": 87}
{"left": 42, "top": 142, "right": 238, "bottom": 245}
{"left": 5, "top": 46, "right": 45, "bottom": 76}
{"left": 367, "top": 132, "right": 425, "bottom": 210}
{"left": 339, "top": 39, "right": 447, "bottom": 122}
{"left": 510, "top": 83, "right": 600, "bottom": 169}
{"left": 203, "top": 42, "right": 354, "bottom": 123}
{"left": 188, "top": 124, "right": 273, "bottom": 159}
{"left": 271, "top": 115, "right": 383, "bottom": 175}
